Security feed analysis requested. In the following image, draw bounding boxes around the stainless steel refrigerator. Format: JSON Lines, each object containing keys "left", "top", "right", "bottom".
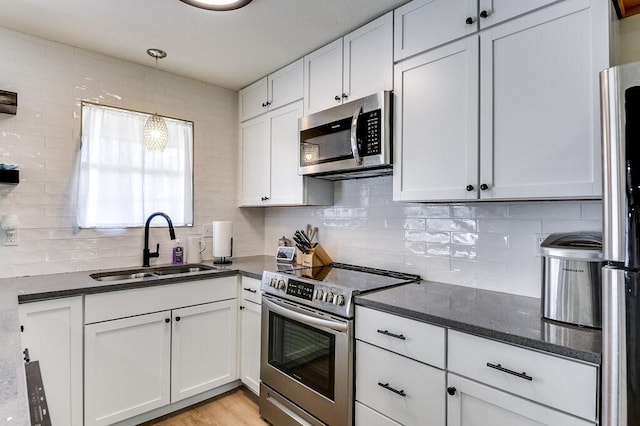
{"left": 602, "top": 60, "right": 640, "bottom": 426}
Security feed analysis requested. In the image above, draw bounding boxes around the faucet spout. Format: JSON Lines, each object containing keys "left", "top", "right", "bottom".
{"left": 143, "top": 212, "right": 176, "bottom": 267}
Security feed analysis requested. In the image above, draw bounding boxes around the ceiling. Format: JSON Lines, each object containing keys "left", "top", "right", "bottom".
{"left": 0, "top": 0, "right": 408, "bottom": 90}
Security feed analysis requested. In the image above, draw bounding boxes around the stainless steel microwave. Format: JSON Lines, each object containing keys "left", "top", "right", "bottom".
{"left": 299, "top": 91, "right": 392, "bottom": 180}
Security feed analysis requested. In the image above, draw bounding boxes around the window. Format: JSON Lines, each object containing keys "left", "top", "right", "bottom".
{"left": 78, "top": 103, "right": 194, "bottom": 228}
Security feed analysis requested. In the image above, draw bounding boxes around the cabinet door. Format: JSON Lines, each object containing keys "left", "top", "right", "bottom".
{"left": 447, "top": 374, "right": 594, "bottom": 426}
{"left": 393, "top": 37, "right": 479, "bottom": 202}
{"left": 84, "top": 311, "right": 171, "bottom": 426}
{"left": 343, "top": 12, "right": 393, "bottom": 102}
{"left": 268, "top": 100, "right": 304, "bottom": 205}
{"left": 239, "top": 77, "right": 268, "bottom": 121}
{"left": 171, "top": 299, "right": 238, "bottom": 402}
{"left": 303, "top": 38, "right": 343, "bottom": 115}
{"left": 19, "top": 297, "right": 83, "bottom": 426}
{"left": 239, "top": 115, "right": 271, "bottom": 206}
{"left": 240, "top": 300, "right": 261, "bottom": 395}
{"left": 479, "top": 0, "right": 606, "bottom": 200}
{"left": 394, "top": 0, "right": 477, "bottom": 61}
{"left": 478, "top": 0, "right": 561, "bottom": 29}
{"left": 269, "top": 59, "right": 303, "bottom": 110}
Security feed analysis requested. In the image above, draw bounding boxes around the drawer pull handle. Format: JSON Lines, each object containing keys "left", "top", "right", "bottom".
{"left": 377, "top": 329, "right": 406, "bottom": 340}
{"left": 378, "top": 382, "right": 406, "bottom": 397}
{"left": 486, "top": 362, "right": 533, "bottom": 381}
{"left": 243, "top": 287, "right": 258, "bottom": 293}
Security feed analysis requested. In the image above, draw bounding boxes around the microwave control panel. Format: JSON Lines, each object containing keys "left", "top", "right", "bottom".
{"left": 360, "top": 109, "right": 382, "bottom": 156}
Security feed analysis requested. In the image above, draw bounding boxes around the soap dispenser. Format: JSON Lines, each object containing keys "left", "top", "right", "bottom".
{"left": 172, "top": 238, "right": 184, "bottom": 265}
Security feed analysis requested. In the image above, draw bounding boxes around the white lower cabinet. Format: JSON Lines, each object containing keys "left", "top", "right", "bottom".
{"left": 84, "top": 311, "right": 172, "bottom": 426}
{"left": 447, "top": 374, "right": 593, "bottom": 426}
{"left": 84, "top": 277, "right": 238, "bottom": 426}
{"left": 171, "top": 300, "right": 238, "bottom": 402}
{"left": 18, "top": 296, "right": 83, "bottom": 426}
{"left": 239, "top": 276, "right": 262, "bottom": 395}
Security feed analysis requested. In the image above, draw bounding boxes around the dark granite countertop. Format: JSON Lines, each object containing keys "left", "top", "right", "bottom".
{"left": 355, "top": 280, "right": 601, "bottom": 365}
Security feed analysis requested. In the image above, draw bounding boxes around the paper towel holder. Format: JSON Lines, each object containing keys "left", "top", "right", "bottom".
{"left": 214, "top": 237, "right": 232, "bottom": 264}
{"left": 213, "top": 220, "right": 233, "bottom": 265}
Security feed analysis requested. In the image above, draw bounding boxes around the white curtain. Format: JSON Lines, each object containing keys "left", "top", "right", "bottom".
{"left": 78, "top": 103, "right": 193, "bottom": 228}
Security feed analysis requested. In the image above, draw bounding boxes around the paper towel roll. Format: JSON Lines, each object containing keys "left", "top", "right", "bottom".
{"left": 213, "top": 221, "right": 233, "bottom": 259}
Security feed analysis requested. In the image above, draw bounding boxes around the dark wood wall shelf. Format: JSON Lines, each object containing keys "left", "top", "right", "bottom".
{"left": 0, "top": 169, "right": 19, "bottom": 184}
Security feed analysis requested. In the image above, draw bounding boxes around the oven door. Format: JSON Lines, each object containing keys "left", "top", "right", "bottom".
{"left": 260, "top": 294, "right": 352, "bottom": 426}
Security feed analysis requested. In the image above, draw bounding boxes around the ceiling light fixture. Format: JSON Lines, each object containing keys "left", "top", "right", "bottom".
{"left": 144, "top": 48, "right": 168, "bottom": 152}
{"left": 178, "top": 0, "right": 252, "bottom": 11}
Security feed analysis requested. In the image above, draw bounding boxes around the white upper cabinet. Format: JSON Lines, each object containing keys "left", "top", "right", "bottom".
{"left": 394, "top": 37, "right": 479, "bottom": 202}
{"left": 394, "top": 0, "right": 609, "bottom": 202}
{"left": 394, "top": 0, "right": 477, "bottom": 61}
{"left": 239, "top": 59, "right": 303, "bottom": 122}
{"left": 239, "top": 100, "right": 333, "bottom": 207}
{"left": 478, "top": 0, "right": 606, "bottom": 200}
{"left": 304, "top": 12, "right": 393, "bottom": 115}
{"left": 477, "top": 0, "right": 562, "bottom": 29}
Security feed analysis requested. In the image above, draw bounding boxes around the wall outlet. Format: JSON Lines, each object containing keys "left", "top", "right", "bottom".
{"left": 535, "top": 233, "right": 549, "bottom": 256}
{"left": 203, "top": 223, "right": 213, "bottom": 237}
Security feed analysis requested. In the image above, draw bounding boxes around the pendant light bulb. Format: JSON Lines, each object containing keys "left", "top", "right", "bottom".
{"left": 144, "top": 48, "right": 168, "bottom": 152}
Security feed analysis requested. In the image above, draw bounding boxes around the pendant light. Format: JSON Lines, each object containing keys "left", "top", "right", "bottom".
{"left": 178, "top": 0, "right": 252, "bottom": 11}
{"left": 144, "top": 48, "right": 168, "bottom": 152}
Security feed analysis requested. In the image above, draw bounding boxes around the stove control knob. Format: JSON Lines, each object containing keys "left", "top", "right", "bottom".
{"left": 270, "top": 278, "right": 277, "bottom": 287}
{"left": 324, "top": 292, "right": 334, "bottom": 303}
{"left": 277, "top": 280, "right": 286, "bottom": 290}
{"left": 315, "top": 289, "right": 324, "bottom": 300}
{"left": 335, "top": 294, "right": 345, "bottom": 306}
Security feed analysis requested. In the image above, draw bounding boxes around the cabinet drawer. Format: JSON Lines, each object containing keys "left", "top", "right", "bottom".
{"left": 448, "top": 330, "right": 597, "bottom": 421}
{"left": 85, "top": 276, "right": 237, "bottom": 323}
{"left": 240, "top": 276, "right": 262, "bottom": 304}
{"left": 355, "top": 306, "right": 445, "bottom": 368}
{"left": 356, "top": 341, "right": 445, "bottom": 426}
{"left": 355, "top": 402, "right": 401, "bottom": 426}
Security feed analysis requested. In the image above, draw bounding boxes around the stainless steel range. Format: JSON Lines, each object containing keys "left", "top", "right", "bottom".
{"left": 259, "top": 263, "right": 420, "bottom": 426}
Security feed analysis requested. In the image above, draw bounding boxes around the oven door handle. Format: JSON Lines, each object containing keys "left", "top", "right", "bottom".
{"left": 350, "top": 106, "right": 363, "bottom": 166}
{"left": 263, "top": 297, "right": 348, "bottom": 333}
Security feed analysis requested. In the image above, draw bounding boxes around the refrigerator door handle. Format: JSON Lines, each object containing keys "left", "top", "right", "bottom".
{"left": 602, "top": 266, "right": 628, "bottom": 426}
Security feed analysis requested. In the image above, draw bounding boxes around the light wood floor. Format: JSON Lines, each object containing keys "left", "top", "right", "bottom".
{"left": 143, "top": 387, "right": 269, "bottom": 426}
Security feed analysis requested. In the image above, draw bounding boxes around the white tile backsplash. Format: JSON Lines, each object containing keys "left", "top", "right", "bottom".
{"left": 265, "top": 176, "right": 603, "bottom": 298}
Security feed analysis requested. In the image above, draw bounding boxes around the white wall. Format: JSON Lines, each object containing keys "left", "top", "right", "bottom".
{"left": 0, "top": 27, "right": 264, "bottom": 278}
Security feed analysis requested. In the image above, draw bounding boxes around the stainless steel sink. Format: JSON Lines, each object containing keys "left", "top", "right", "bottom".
{"left": 90, "top": 263, "right": 222, "bottom": 282}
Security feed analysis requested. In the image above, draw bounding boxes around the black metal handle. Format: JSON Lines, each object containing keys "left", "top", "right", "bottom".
{"left": 480, "top": 10, "right": 489, "bottom": 18}
{"left": 480, "top": 183, "right": 489, "bottom": 191}
{"left": 342, "top": 93, "right": 348, "bottom": 99}
{"left": 23, "top": 348, "right": 30, "bottom": 363}
{"left": 165, "top": 318, "right": 170, "bottom": 323}
{"left": 175, "top": 316, "right": 181, "bottom": 322}
{"left": 447, "top": 386, "right": 456, "bottom": 396}
{"left": 244, "top": 287, "right": 258, "bottom": 293}
{"left": 466, "top": 184, "right": 474, "bottom": 192}
{"left": 262, "top": 102, "right": 267, "bottom": 107}
{"left": 261, "top": 196, "right": 270, "bottom": 201}
{"left": 378, "top": 382, "right": 406, "bottom": 397}
{"left": 240, "top": 306, "right": 245, "bottom": 311}
{"left": 266, "top": 101, "right": 271, "bottom": 106}
{"left": 465, "top": 17, "right": 474, "bottom": 25}
{"left": 377, "top": 329, "right": 406, "bottom": 340}
{"left": 486, "top": 362, "right": 533, "bottom": 381}
{"left": 335, "top": 95, "right": 341, "bottom": 101}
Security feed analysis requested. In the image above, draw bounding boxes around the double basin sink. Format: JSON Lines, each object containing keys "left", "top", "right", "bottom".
{"left": 90, "top": 263, "right": 225, "bottom": 282}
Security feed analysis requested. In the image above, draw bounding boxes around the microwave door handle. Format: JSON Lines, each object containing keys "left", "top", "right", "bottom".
{"left": 350, "top": 106, "right": 363, "bottom": 166}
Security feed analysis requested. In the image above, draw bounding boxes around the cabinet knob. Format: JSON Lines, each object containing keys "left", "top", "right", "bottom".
{"left": 261, "top": 196, "right": 270, "bottom": 201}
{"left": 465, "top": 16, "right": 474, "bottom": 25}
{"left": 480, "top": 183, "right": 489, "bottom": 191}
{"left": 342, "top": 93, "right": 348, "bottom": 99}
{"left": 262, "top": 102, "right": 267, "bottom": 107}
{"left": 447, "top": 386, "right": 457, "bottom": 396}
{"left": 240, "top": 306, "right": 245, "bottom": 311}
{"left": 335, "top": 95, "right": 341, "bottom": 101}
{"left": 480, "top": 10, "right": 489, "bottom": 19}
{"left": 175, "top": 316, "right": 181, "bottom": 322}
{"left": 165, "top": 318, "right": 170, "bottom": 323}
{"left": 266, "top": 101, "right": 271, "bottom": 106}
{"left": 466, "top": 184, "right": 474, "bottom": 192}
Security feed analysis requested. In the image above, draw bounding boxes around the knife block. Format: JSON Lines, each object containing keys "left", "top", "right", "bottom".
{"left": 301, "top": 244, "right": 332, "bottom": 268}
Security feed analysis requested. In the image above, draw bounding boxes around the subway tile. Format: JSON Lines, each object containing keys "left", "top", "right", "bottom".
{"left": 425, "top": 218, "right": 476, "bottom": 232}
{"left": 508, "top": 202, "right": 581, "bottom": 220}
{"left": 451, "top": 232, "right": 478, "bottom": 245}
{"left": 405, "top": 231, "right": 450, "bottom": 243}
